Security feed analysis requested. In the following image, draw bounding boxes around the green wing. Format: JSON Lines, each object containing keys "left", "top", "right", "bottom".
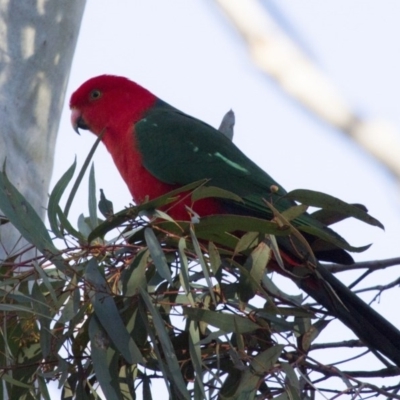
{"left": 135, "top": 102, "right": 290, "bottom": 215}
{"left": 135, "top": 102, "right": 354, "bottom": 263}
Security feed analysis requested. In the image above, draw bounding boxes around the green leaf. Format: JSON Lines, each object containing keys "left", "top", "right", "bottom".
{"left": 238, "top": 241, "right": 271, "bottom": 304}
{"left": 281, "top": 204, "right": 308, "bottom": 221}
{"left": 124, "top": 249, "right": 149, "bottom": 296}
{"left": 88, "top": 163, "right": 98, "bottom": 229}
{"left": 84, "top": 258, "right": 143, "bottom": 364}
{"left": 300, "top": 319, "right": 330, "bottom": 352}
{"left": 87, "top": 180, "right": 209, "bottom": 243}
{"left": 197, "top": 215, "right": 288, "bottom": 236}
{"left": 1, "top": 373, "right": 31, "bottom": 389}
{"left": 59, "top": 295, "right": 76, "bottom": 324}
{"left": 144, "top": 228, "right": 173, "bottom": 284}
{"left": 183, "top": 308, "right": 259, "bottom": 334}
{"left": 0, "top": 167, "right": 63, "bottom": 270}
{"left": 189, "top": 320, "right": 207, "bottom": 399}
{"left": 32, "top": 261, "right": 58, "bottom": 306}
{"left": 137, "top": 179, "right": 208, "bottom": 212}
{"left": 48, "top": 158, "right": 76, "bottom": 238}
{"left": 250, "top": 344, "right": 284, "bottom": 373}
{"left": 256, "top": 310, "right": 298, "bottom": 332}
{"left": 299, "top": 224, "right": 370, "bottom": 253}
{"left": 31, "top": 283, "right": 51, "bottom": 358}
{"left": 286, "top": 189, "right": 384, "bottom": 229}
{"left": 98, "top": 189, "right": 114, "bottom": 218}
{"left": 310, "top": 203, "right": 367, "bottom": 226}
{"left": 262, "top": 274, "right": 303, "bottom": 306}
{"left": 281, "top": 363, "right": 301, "bottom": 400}
{"left": 229, "top": 345, "right": 284, "bottom": 399}
{"left": 208, "top": 241, "right": 222, "bottom": 275}
{"left": 138, "top": 302, "right": 174, "bottom": 399}
{"left": 77, "top": 214, "right": 91, "bottom": 237}
{"left": 0, "top": 304, "right": 52, "bottom": 319}
{"left": 178, "top": 238, "right": 195, "bottom": 307}
{"left": 192, "top": 186, "right": 243, "bottom": 203}
{"left": 88, "top": 208, "right": 136, "bottom": 243}
{"left": 139, "top": 288, "right": 190, "bottom": 400}
{"left": 38, "top": 375, "right": 51, "bottom": 400}
{"left": 234, "top": 231, "right": 260, "bottom": 254}
{"left": 64, "top": 130, "right": 104, "bottom": 217}
{"left": 248, "top": 242, "right": 270, "bottom": 285}
{"left": 190, "top": 227, "right": 217, "bottom": 305}
{"left": 88, "top": 316, "right": 122, "bottom": 400}
{"left": 56, "top": 206, "right": 84, "bottom": 240}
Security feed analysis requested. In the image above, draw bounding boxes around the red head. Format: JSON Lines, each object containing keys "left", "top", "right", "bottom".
{"left": 70, "top": 75, "right": 157, "bottom": 138}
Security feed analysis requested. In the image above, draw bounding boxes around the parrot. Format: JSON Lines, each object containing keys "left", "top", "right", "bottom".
{"left": 70, "top": 75, "right": 400, "bottom": 367}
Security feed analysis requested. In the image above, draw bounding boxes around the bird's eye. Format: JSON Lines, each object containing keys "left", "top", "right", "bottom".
{"left": 90, "top": 90, "right": 102, "bottom": 100}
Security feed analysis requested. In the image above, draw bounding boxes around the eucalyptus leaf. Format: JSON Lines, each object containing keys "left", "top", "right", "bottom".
{"left": 56, "top": 206, "right": 84, "bottom": 240}
{"left": 48, "top": 158, "right": 76, "bottom": 237}
{"left": 238, "top": 242, "right": 271, "bottom": 304}
{"left": 64, "top": 130, "right": 104, "bottom": 217}
{"left": 281, "top": 363, "right": 301, "bottom": 399}
{"left": 178, "top": 238, "right": 195, "bottom": 306}
{"left": 281, "top": 204, "right": 308, "bottom": 222}
{"left": 124, "top": 248, "right": 149, "bottom": 296}
{"left": 31, "top": 283, "right": 51, "bottom": 358}
{"left": 300, "top": 319, "right": 330, "bottom": 352}
{"left": 286, "top": 189, "right": 384, "bottom": 229}
{"left": 88, "top": 163, "right": 98, "bottom": 229}
{"left": 310, "top": 203, "right": 367, "bottom": 226}
{"left": 190, "top": 227, "right": 217, "bottom": 305}
{"left": 98, "top": 189, "right": 114, "bottom": 218}
{"left": 192, "top": 186, "right": 243, "bottom": 203}
{"left": 208, "top": 241, "right": 222, "bottom": 275}
{"left": 77, "top": 214, "right": 91, "bottom": 238}
{"left": 32, "top": 261, "right": 57, "bottom": 306}
{"left": 234, "top": 231, "right": 260, "bottom": 254}
{"left": 88, "top": 316, "right": 122, "bottom": 400}
{"left": 183, "top": 307, "right": 259, "bottom": 334}
{"left": 250, "top": 344, "right": 284, "bottom": 374}
{"left": 189, "top": 320, "right": 207, "bottom": 399}
{"left": 0, "top": 167, "right": 64, "bottom": 270}
{"left": 139, "top": 288, "right": 190, "bottom": 400}
{"left": 85, "top": 258, "right": 143, "bottom": 364}
{"left": 144, "top": 227, "right": 172, "bottom": 284}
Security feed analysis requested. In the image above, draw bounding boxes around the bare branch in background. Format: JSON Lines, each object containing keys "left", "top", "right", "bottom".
{"left": 215, "top": 0, "right": 400, "bottom": 180}
{"left": 325, "top": 256, "right": 400, "bottom": 273}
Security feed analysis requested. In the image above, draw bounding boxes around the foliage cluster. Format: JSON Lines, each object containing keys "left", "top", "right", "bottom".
{"left": 0, "top": 142, "right": 397, "bottom": 400}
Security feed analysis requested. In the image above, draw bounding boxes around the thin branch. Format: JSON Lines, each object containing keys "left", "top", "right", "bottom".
{"left": 355, "top": 276, "right": 400, "bottom": 298}
{"left": 324, "top": 257, "right": 400, "bottom": 274}
{"left": 310, "top": 339, "right": 364, "bottom": 351}
{"left": 215, "top": 0, "right": 400, "bottom": 180}
{"left": 305, "top": 361, "right": 400, "bottom": 379}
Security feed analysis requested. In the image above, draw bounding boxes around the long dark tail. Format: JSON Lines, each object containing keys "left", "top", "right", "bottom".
{"left": 298, "top": 263, "right": 400, "bottom": 367}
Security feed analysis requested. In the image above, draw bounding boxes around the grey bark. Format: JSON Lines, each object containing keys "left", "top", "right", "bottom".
{"left": 0, "top": 1, "right": 86, "bottom": 260}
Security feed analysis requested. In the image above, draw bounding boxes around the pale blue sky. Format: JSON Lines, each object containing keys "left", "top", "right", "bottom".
{"left": 53, "top": 1, "right": 400, "bottom": 396}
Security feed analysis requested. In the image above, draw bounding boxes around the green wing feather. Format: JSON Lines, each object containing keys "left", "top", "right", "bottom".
{"left": 135, "top": 102, "right": 288, "bottom": 208}
{"left": 135, "top": 102, "right": 355, "bottom": 263}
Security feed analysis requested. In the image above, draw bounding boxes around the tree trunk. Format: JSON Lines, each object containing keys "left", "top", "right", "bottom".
{"left": 0, "top": 1, "right": 86, "bottom": 260}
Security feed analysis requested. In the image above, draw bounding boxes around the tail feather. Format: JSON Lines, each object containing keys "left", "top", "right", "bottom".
{"left": 299, "top": 263, "right": 400, "bottom": 367}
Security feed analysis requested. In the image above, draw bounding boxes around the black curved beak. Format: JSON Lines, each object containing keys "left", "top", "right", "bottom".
{"left": 71, "top": 109, "right": 89, "bottom": 135}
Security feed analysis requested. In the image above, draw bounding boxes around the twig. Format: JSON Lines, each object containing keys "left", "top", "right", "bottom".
{"left": 215, "top": 0, "right": 400, "bottom": 179}
{"left": 324, "top": 257, "right": 400, "bottom": 274}
{"left": 305, "top": 361, "right": 400, "bottom": 379}
{"left": 310, "top": 339, "right": 364, "bottom": 351}
{"left": 355, "top": 276, "right": 400, "bottom": 298}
